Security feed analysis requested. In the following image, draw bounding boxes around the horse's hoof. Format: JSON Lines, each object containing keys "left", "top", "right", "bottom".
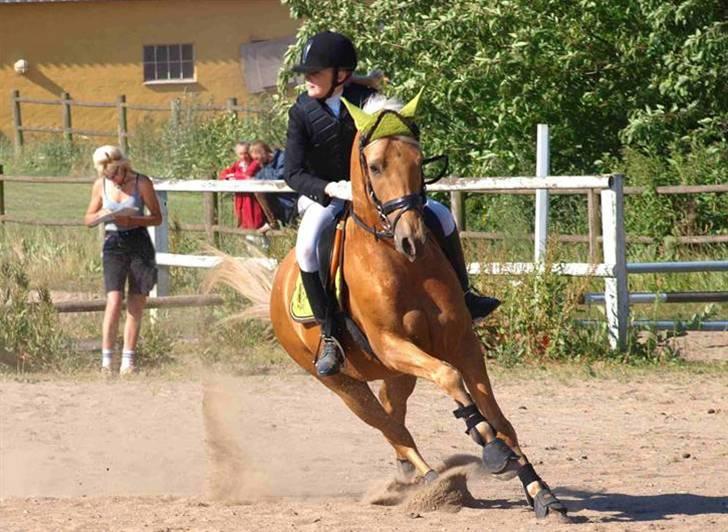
{"left": 423, "top": 469, "right": 439, "bottom": 484}
{"left": 482, "top": 438, "right": 519, "bottom": 475}
{"left": 527, "top": 484, "right": 567, "bottom": 519}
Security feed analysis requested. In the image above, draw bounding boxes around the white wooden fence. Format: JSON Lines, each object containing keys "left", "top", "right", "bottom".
{"left": 150, "top": 171, "right": 631, "bottom": 350}
{"left": 146, "top": 125, "right": 726, "bottom": 350}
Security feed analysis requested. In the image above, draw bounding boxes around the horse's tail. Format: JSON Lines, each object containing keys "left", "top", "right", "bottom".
{"left": 203, "top": 253, "right": 276, "bottom": 322}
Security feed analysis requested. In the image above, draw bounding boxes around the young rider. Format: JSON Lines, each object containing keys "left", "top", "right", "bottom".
{"left": 284, "top": 31, "right": 499, "bottom": 377}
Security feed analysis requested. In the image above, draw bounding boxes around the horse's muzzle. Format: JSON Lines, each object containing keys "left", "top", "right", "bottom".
{"left": 393, "top": 211, "right": 427, "bottom": 262}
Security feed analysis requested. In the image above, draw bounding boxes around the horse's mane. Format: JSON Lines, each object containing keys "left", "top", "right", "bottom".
{"left": 363, "top": 94, "right": 403, "bottom": 114}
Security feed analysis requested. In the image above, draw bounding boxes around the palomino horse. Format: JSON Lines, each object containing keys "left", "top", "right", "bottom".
{"left": 217, "top": 93, "right": 566, "bottom": 519}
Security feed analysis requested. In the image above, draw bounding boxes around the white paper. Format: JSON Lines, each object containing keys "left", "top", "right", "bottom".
{"left": 89, "top": 207, "right": 139, "bottom": 227}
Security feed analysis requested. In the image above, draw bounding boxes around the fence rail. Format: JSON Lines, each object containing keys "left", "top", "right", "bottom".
{"left": 10, "top": 89, "right": 262, "bottom": 153}
{"left": 1, "top": 174, "right": 726, "bottom": 248}
{"left": 52, "top": 294, "right": 223, "bottom": 313}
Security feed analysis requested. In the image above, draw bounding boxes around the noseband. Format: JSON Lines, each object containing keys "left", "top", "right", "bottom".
{"left": 351, "top": 109, "right": 446, "bottom": 240}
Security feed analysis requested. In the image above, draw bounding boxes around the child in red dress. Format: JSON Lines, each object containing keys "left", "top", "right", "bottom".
{"left": 219, "top": 141, "right": 265, "bottom": 229}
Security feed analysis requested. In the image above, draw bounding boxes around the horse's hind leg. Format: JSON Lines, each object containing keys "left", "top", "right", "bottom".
{"left": 319, "top": 373, "right": 435, "bottom": 480}
{"left": 378, "top": 374, "right": 418, "bottom": 481}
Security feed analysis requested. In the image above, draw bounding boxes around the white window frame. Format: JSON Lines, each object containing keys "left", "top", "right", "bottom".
{"left": 143, "top": 43, "right": 196, "bottom": 85}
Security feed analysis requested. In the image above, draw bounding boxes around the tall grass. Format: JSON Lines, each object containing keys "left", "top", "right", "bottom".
{"left": 0, "top": 252, "right": 80, "bottom": 372}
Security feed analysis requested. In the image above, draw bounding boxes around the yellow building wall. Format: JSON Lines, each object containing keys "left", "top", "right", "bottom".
{"left": 0, "top": 0, "right": 298, "bottom": 143}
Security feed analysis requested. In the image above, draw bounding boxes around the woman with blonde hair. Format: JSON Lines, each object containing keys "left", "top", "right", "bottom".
{"left": 84, "top": 145, "right": 162, "bottom": 374}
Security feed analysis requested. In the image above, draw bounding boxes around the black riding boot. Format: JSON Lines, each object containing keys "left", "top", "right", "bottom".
{"left": 300, "top": 270, "right": 344, "bottom": 376}
{"left": 440, "top": 231, "right": 501, "bottom": 321}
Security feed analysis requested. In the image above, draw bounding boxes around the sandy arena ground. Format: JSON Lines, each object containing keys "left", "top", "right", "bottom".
{"left": 1, "top": 369, "right": 727, "bottom": 531}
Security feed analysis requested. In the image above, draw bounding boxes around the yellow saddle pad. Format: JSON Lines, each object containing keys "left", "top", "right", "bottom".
{"left": 290, "top": 270, "right": 343, "bottom": 323}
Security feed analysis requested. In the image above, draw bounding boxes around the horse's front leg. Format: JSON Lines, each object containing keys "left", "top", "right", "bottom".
{"left": 456, "top": 335, "right": 567, "bottom": 518}
{"left": 378, "top": 333, "right": 566, "bottom": 519}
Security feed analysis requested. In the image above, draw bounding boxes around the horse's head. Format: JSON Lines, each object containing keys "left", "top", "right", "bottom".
{"left": 343, "top": 91, "right": 428, "bottom": 262}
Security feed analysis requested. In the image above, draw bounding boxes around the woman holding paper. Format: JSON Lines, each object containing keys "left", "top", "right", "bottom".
{"left": 84, "top": 145, "right": 162, "bottom": 375}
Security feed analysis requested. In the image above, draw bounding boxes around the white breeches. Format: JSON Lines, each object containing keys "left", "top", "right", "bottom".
{"left": 295, "top": 196, "right": 347, "bottom": 273}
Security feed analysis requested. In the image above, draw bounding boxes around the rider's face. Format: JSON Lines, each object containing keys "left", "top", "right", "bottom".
{"left": 304, "top": 68, "right": 348, "bottom": 99}
{"left": 304, "top": 68, "right": 335, "bottom": 99}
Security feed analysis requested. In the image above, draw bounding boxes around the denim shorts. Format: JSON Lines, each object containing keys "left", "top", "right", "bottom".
{"left": 102, "top": 228, "right": 158, "bottom": 295}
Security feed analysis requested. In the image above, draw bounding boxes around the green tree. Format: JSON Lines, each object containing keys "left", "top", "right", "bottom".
{"left": 281, "top": 0, "right": 726, "bottom": 175}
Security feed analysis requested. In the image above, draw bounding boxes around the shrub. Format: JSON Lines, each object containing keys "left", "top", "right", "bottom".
{"left": 0, "top": 254, "right": 79, "bottom": 372}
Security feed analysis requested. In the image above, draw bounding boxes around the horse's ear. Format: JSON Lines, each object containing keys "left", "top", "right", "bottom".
{"left": 399, "top": 88, "right": 424, "bottom": 118}
{"left": 342, "top": 98, "right": 374, "bottom": 132}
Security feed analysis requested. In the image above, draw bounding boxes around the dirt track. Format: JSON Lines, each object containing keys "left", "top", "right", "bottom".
{"left": 1, "top": 370, "right": 727, "bottom": 531}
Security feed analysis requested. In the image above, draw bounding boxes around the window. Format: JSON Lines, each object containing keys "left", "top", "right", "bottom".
{"left": 240, "top": 37, "right": 295, "bottom": 93}
{"left": 143, "top": 44, "right": 194, "bottom": 83}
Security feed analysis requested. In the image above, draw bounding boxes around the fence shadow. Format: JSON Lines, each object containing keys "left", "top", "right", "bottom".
{"left": 558, "top": 488, "right": 728, "bottom": 523}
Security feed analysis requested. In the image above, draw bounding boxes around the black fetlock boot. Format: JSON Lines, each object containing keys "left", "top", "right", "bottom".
{"left": 300, "top": 271, "right": 344, "bottom": 376}
{"left": 440, "top": 231, "right": 501, "bottom": 321}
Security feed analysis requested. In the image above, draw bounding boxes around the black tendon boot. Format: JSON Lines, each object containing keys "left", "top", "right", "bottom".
{"left": 441, "top": 231, "right": 501, "bottom": 321}
{"left": 300, "top": 271, "right": 344, "bottom": 376}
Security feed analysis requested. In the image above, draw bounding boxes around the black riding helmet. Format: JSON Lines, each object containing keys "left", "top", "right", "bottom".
{"left": 292, "top": 31, "right": 357, "bottom": 99}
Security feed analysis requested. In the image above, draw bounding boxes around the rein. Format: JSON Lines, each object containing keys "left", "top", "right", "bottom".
{"left": 351, "top": 109, "right": 448, "bottom": 240}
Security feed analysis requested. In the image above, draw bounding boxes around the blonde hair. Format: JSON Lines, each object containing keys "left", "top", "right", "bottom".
{"left": 92, "top": 145, "right": 131, "bottom": 177}
{"left": 250, "top": 140, "right": 272, "bottom": 159}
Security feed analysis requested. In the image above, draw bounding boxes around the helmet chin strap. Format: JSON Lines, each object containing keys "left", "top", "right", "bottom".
{"left": 320, "top": 68, "right": 352, "bottom": 101}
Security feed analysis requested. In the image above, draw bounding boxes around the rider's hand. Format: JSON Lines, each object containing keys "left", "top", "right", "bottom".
{"left": 325, "top": 180, "right": 352, "bottom": 201}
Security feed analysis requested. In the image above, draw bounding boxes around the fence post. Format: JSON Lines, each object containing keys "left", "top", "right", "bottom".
{"left": 587, "top": 189, "right": 601, "bottom": 263}
{"left": 117, "top": 95, "right": 129, "bottom": 153}
{"left": 226, "top": 97, "right": 238, "bottom": 119}
{"left": 170, "top": 98, "right": 181, "bottom": 128}
{"left": 150, "top": 190, "right": 170, "bottom": 299}
{"left": 600, "top": 173, "right": 629, "bottom": 350}
{"left": 61, "top": 91, "right": 72, "bottom": 143}
{"left": 11, "top": 90, "right": 24, "bottom": 152}
{"left": 203, "top": 191, "right": 219, "bottom": 246}
{"left": 534, "top": 123, "right": 549, "bottom": 262}
{"left": 0, "top": 164, "right": 4, "bottom": 225}
{"left": 450, "top": 191, "right": 465, "bottom": 231}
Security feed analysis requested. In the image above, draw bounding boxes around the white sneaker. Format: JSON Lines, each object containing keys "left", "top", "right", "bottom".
{"left": 119, "top": 365, "right": 134, "bottom": 376}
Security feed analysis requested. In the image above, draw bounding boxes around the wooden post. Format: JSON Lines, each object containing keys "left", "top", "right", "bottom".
{"left": 170, "top": 98, "right": 181, "bottom": 128}
{"left": 226, "top": 97, "right": 238, "bottom": 119}
{"left": 61, "top": 91, "right": 72, "bottom": 143}
{"left": 450, "top": 191, "right": 465, "bottom": 231}
{"left": 0, "top": 164, "right": 4, "bottom": 225}
{"left": 203, "top": 191, "right": 219, "bottom": 246}
{"left": 534, "top": 124, "right": 549, "bottom": 262}
{"left": 587, "top": 189, "right": 601, "bottom": 263}
{"left": 117, "top": 95, "right": 129, "bottom": 153}
{"left": 149, "top": 190, "right": 170, "bottom": 300}
{"left": 601, "top": 173, "right": 629, "bottom": 350}
{"left": 11, "top": 90, "right": 23, "bottom": 151}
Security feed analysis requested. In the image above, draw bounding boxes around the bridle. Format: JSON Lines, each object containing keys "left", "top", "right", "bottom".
{"left": 350, "top": 109, "right": 448, "bottom": 240}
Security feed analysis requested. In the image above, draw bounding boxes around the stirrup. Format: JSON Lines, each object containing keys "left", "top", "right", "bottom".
{"left": 315, "top": 335, "right": 344, "bottom": 376}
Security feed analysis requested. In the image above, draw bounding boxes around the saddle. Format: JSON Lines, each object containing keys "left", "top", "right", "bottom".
{"left": 290, "top": 209, "right": 374, "bottom": 355}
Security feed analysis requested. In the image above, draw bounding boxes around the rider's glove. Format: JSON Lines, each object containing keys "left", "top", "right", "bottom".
{"left": 324, "top": 180, "right": 352, "bottom": 201}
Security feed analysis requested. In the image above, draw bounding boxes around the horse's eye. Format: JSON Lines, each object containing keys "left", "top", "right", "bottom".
{"left": 369, "top": 164, "right": 381, "bottom": 175}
